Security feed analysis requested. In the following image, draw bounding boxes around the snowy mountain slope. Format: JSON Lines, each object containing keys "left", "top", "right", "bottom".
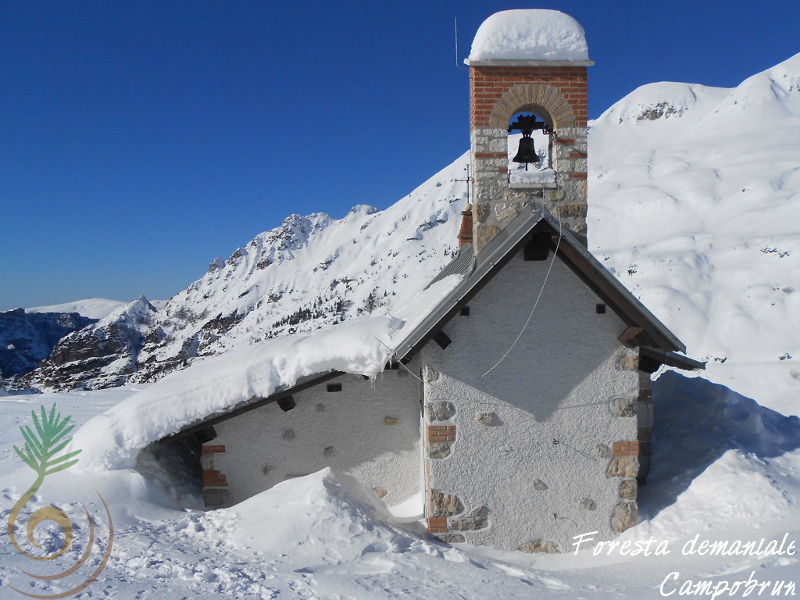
{"left": 2, "top": 54, "right": 800, "bottom": 598}
{"left": 28, "top": 154, "right": 471, "bottom": 389}
{"left": 590, "top": 53, "right": 800, "bottom": 414}
{"left": 28, "top": 296, "right": 159, "bottom": 389}
{"left": 0, "top": 309, "right": 95, "bottom": 381}
{"left": 27, "top": 298, "right": 128, "bottom": 320}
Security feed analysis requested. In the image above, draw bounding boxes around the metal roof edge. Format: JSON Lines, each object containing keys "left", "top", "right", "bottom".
{"left": 394, "top": 207, "right": 544, "bottom": 359}
{"left": 640, "top": 346, "right": 706, "bottom": 371}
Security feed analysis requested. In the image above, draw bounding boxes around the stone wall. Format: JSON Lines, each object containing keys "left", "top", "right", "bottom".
{"left": 469, "top": 65, "right": 589, "bottom": 249}
{"left": 204, "top": 366, "right": 423, "bottom": 507}
{"left": 420, "top": 251, "right": 640, "bottom": 551}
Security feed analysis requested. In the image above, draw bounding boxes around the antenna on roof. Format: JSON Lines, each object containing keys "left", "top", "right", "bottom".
{"left": 454, "top": 17, "right": 467, "bottom": 70}
{"left": 453, "top": 163, "right": 472, "bottom": 203}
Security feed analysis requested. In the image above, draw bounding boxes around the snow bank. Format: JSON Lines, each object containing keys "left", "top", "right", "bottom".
{"left": 469, "top": 10, "right": 589, "bottom": 62}
{"left": 71, "top": 274, "right": 462, "bottom": 470}
{"left": 639, "top": 371, "right": 800, "bottom": 535}
{"left": 226, "top": 468, "right": 409, "bottom": 562}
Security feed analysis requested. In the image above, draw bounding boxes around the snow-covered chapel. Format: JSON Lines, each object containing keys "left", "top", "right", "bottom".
{"left": 139, "top": 9, "right": 703, "bottom": 553}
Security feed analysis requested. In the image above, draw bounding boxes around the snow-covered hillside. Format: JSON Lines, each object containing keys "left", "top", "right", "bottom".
{"left": 0, "top": 309, "right": 95, "bottom": 382}
{"left": 29, "top": 296, "right": 161, "bottom": 389}
{"left": 2, "top": 54, "right": 799, "bottom": 599}
{"left": 590, "top": 53, "right": 800, "bottom": 414}
{"left": 27, "top": 298, "right": 128, "bottom": 320}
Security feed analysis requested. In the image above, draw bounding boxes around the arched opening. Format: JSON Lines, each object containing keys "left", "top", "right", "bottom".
{"left": 506, "top": 107, "right": 556, "bottom": 185}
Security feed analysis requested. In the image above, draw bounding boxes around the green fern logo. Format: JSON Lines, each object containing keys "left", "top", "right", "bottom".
{"left": 6, "top": 403, "right": 114, "bottom": 598}
{"left": 13, "top": 404, "right": 82, "bottom": 478}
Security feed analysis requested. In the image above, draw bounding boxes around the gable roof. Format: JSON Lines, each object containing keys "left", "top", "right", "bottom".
{"left": 163, "top": 206, "right": 701, "bottom": 443}
{"left": 393, "top": 205, "right": 698, "bottom": 365}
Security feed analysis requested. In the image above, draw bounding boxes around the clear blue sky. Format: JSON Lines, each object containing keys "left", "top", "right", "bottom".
{"left": 2, "top": 1, "right": 797, "bottom": 309}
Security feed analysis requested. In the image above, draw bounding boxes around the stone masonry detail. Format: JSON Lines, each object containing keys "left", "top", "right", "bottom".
{"left": 427, "top": 424, "right": 456, "bottom": 459}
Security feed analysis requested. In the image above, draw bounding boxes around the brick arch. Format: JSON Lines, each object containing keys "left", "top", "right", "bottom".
{"left": 488, "top": 84, "right": 576, "bottom": 130}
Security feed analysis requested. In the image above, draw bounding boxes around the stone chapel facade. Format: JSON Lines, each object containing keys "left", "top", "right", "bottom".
{"left": 154, "top": 10, "right": 703, "bottom": 554}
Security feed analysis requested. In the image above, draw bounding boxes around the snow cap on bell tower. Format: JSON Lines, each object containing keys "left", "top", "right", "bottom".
{"left": 468, "top": 9, "right": 589, "bottom": 62}
{"left": 466, "top": 9, "right": 592, "bottom": 251}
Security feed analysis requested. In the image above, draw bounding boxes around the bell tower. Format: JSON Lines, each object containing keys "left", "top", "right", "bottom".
{"left": 467, "top": 9, "right": 593, "bottom": 251}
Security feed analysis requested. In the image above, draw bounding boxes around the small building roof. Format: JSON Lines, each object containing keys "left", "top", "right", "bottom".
{"left": 394, "top": 206, "right": 698, "bottom": 363}
{"left": 468, "top": 9, "right": 590, "bottom": 63}
{"left": 149, "top": 206, "right": 702, "bottom": 447}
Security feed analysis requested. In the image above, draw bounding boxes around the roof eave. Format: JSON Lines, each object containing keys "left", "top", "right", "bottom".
{"left": 640, "top": 346, "right": 706, "bottom": 371}
{"left": 165, "top": 370, "right": 342, "bottom": 441}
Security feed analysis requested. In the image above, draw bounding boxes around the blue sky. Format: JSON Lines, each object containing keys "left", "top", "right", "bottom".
{"left": 2, "top": 1, "right": 797, "bottom": 309}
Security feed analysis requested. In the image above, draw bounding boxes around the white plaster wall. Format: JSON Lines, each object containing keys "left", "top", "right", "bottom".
{"left": 422, "top": 251, "right": 638, "bottom": 551}
{"left": 213, "top": 365, "right": 423, "bottom": 506}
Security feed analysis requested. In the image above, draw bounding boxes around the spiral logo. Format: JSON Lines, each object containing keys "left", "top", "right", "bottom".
{"left": 6, "top": 404, "right": 113, "bottom": 598}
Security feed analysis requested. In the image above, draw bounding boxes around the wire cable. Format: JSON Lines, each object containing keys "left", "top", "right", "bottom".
{"left": 480, "top": 215, "right": 563, "bottom": 378}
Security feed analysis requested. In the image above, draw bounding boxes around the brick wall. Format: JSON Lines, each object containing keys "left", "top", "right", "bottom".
{"left": 201, "top": 444, "right": 229, "bottom": 508}
{"left": 470, "top": 66, "right": 588, "bottom": 129}
{"left": 468, "top": 63, "right": 590, "bottom": 249}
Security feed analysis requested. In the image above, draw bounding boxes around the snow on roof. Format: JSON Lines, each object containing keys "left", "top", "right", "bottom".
{"left": 72, "top": 276, "right": 463, "bottom": 470}
{"left": 468, "top": 9, "right": 589, "bottom": 62}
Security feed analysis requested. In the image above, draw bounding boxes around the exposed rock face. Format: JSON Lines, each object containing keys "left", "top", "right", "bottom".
{"left": 450, "top": 506, "right": 489, "bottom": 530}
{"left": 26, "top": 296, "right": 158, "bottom": 390}
{"left": 606, "top": 455, "right": 639, "bottom": 478}
{"left": 619, "top": 479, "right": 638, "bottom": 500}
{"left": 427, "top": 401, "right": 455, "bottom": 422}
{"left": 0, "top": 309, "right": 95, "bottom": 384}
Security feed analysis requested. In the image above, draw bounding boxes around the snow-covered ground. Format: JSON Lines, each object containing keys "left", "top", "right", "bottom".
{"left": 1, "top": 370, "right": 798, "bottom": 599}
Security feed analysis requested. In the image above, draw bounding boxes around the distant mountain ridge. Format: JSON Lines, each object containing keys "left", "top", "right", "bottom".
{"left": 27, "top": 298, "right": 128, "bottom": 320}
{"left": 0, "top": 309, "right": 96, "bottom": 382}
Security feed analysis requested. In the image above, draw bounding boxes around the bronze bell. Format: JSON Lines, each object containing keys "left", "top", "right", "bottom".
{"left": 512, "top": 136, "right": 539, "bottom": 164}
